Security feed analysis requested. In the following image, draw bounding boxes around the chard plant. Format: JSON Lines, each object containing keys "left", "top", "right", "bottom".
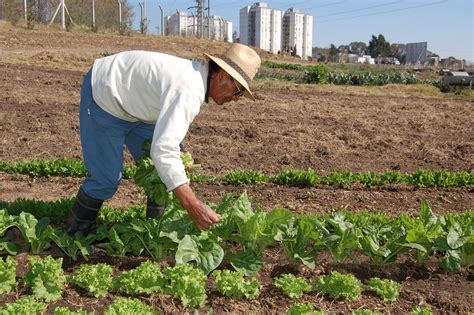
{"left": 212, "top": 269, "right": 260, "bottom": 300}
{"left": 71, "top": 263, "right": 113, "bottom": 297}
{"left": 0, "top": 256, "right": 17, "bottom": 294}
{"left": 274, "top": 273, "right": 311, "bottom": 299}
{"left": 367, "top": 277, "right": 401, "bottom": 302}
{"left": 24, "top": 255, "right": 66, "bottom": 302}
{"left": 163, "top": 264, "right": 207, "bottom": 308}
{"left": 315, "top": 271, "right": 362, "bottom": 301}
{"left": 113, "top": 260, "right": 165, "bottom": 295}
{"left": 104, "top": 297, "right": 158, "bottom": 315}
{"left": 0, "top": 296, "right": 47, "bottom": 314}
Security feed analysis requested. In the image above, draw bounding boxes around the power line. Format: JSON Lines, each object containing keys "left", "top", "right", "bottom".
{"left": 312, "top": 1, "right": 399, "bottom": 19}
{"left": 316, "top": 0, "right": 448, "bottom": 23}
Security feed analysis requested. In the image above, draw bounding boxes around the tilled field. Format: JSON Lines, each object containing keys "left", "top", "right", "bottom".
{"left": 0, "top": 25, "right": 473, "bottom": 314}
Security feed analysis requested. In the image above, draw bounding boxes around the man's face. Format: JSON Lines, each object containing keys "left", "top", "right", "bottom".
{"left": 209, "top": 70, "right": 244, "bottom": 105}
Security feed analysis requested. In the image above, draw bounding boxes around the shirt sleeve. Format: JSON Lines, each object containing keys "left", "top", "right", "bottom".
{"left": 150, "top": 90, "right": 201, "bottom": 192}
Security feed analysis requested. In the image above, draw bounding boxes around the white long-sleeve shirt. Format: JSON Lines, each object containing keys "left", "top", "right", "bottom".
{"left": 91, "top": 51, "right": 208, "bottom": 191}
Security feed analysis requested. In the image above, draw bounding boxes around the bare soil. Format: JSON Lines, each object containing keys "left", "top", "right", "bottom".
{"left": 0, "top": 25, "right": 473, "bottom": 314}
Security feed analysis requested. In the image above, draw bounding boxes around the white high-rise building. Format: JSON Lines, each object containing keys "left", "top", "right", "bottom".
{"left": 165, "top": 12, "right": 233, "bottom": 42}
{"left": 240, "top": 2, "right": 282, "bottom": 54}
{"left": 240, "top": 3, "right": 313, "bottom": 60}
{"left": 282, "top": 8, "right": 313, "bottom": 60}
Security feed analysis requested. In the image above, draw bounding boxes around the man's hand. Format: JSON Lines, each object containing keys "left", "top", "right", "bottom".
{"left": 173, "top": 183, "right": 221, "bottom": 229}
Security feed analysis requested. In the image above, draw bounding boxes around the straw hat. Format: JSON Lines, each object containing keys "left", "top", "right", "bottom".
{"left": 205, "top": 43, "right": 261, "bottom": 101}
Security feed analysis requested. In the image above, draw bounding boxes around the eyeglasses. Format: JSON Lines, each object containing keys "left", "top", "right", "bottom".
{"left": 232, "top": 78, "right": 245, "bottom": 97}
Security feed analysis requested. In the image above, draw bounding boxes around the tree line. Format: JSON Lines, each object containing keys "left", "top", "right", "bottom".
{"left": 319, "top": 34, "right": 410, "bottom": 63}
{"left": 0, "top": 0, "right": 133, "bottom": 31}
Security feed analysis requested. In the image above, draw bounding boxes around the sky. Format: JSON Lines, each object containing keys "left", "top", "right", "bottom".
{"left": 128, "top": 0, "right": 474, "bottom": 62}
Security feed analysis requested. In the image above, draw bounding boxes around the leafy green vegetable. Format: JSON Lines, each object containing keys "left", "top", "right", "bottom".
{"left": 367, "top": 277, "right": 401, "bottom": 302}
{"left": 212, "top": 269, "right": 260, "bottom": 300}
{"left": 0, "top": 296, "right": 47, "bottom": 315}
{"left": 24, "top": 255, "right": 66, "bottom": 302}
{"left": 286, "top": 303, "right": 323, "bottom": 315}
{"left": 176, "top": 233, "right": 224, "bottom": 275}
{"left": 54, "top": 306, "right": 92, "bottom": 315}
{"left": 71, "top": 263, "right": 113, "bottom": 297}
{"left": 274, "top": 273, "right": 311, "bottom": 299}
{"left": 0, "top": 256, "right": 17, "bottom": 294}
{"left": 410, "top": 306, "right": 433, "bottom": 315}
{"left": 352, "top": 311, "right": 383, "bottom": 315}
{"left": 163, "top": 264, "right": 207, "bottom": 308}
{"left": 113, "top": 260, "right": 165, "bottom": 295}
{"left": 104, "top": 297, "right": 158, "bottom": 315}
{"left": 315, "top": 271, "right": 362, "bottom": 301}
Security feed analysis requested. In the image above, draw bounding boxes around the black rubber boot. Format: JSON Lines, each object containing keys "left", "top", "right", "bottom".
{"left": 66, "top": 188, "right": 104, "bottom": 235}
{"left": 146, "top": 197, "right": 165, "bottom": 219}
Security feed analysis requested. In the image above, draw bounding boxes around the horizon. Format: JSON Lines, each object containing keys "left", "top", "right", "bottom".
{"left": 129, "top": 0, "right": 473, "bottom": 63}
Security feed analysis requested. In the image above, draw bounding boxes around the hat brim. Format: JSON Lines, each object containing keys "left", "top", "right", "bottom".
{"left": 204, "top": 53, "right": 256, "bottom": 101}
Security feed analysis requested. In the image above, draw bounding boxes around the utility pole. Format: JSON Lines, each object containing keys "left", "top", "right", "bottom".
{"left": 61, "top": 0, "right": 65, "bottom": 28}
{"left": 92, "top": 0, "right": 96, "bottom": 30}
{"left": 159, "top": 5, "right": 164, "bottom": 35}
{"left": 23, "top": 0, "right": 27, "bottom": 24}
{"left": 196, "top": 0, "right": 203, "bottom": 38}
{"left": 139, "top": 1, "right": 148, "bottom": 34}
{"left": 50, "top": 0, "right": 73, "bottom": 29}
{"left": 117, "top": 0, "right": 123, "bottom": 32}
{"left": 207, "top": 0, "right": 210, "bottom": 39}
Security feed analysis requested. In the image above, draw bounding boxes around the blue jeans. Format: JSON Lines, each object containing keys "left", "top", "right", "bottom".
{"left": 79, "top": 68, "right": 155, "bottom": 200}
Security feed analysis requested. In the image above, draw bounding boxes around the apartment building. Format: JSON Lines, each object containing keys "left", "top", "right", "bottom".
{"left": 240, "top": 2, "right": 282, "bottom": 54}
{"left": 165, "top": 12, "right": 233, "bottom": 42}
{"left": 240, "top": 3, "right": 313, "bottom": 60}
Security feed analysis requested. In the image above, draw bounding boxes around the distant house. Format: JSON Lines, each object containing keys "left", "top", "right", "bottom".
{"left": 348, "top": 54, "right": 375, "bottom": 64}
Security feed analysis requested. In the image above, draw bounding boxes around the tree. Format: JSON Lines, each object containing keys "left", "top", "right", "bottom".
{"left": 390, "top": 43, "right": 406, "bottom": 63}
{"left": 328, "top": 44, "right": 339, "bottom": 62}
{"left": 348, "top": 41, "right": 367, "bottom": 55}
{"left": 368, "top": 34, "right": 390, "bottom": 58}
{"left": 337, "top": 44, "right": 350, "bottom": 53}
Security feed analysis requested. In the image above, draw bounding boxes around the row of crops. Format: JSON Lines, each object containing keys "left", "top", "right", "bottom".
{"left": 1, "top": 191, "right": 473, "bottom": 274}
{"left": 1, "top": 153, "right": 472, "bottom": 313}
{"left": 0, "top": 254, "right": 435, "bottom": 314}
{"left": 258, "top": 61, "right": 442, "bottom": 86}
{"left": 1, "top": 159, "right": 473, "bottom": 188}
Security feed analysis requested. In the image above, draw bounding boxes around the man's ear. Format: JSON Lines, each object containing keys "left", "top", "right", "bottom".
{"left": 214, "top": 68, "right": 229, "bottom": 80}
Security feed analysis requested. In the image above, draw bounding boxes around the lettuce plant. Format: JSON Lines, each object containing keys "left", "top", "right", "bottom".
{"left": 212, "top": 269, "right": 260, "bottom": 300}
{"left": 0, "top": 296, "right": 47, "bottom": 314}
{"left": 24, "top": 255, "right": 66, "bottom": 302}
{"left": 104, "top": 297, "right": 158, "bottom": 315}
{"left": 286, "top": 303, "right": 323, "bottom": 315}
{"left": 274, "top": 273, "right": 311, "bottom": 299}
{"left": 113, "top": 260, "right": 165, "bottom": 295}
{"left": 315, "top": 271, "right": 362, "bottom": 301}
{"left": 71, "top": 263, "right": 113, "bottom": 297}
{"left": 163, "top": 264, "right": 207, "bottom": 308}
{"left": 0, "top": 256, "right": 17, "bottom": 294}
{"left": 367, "top": 277, "right": 401, "bottom": 302}
{"left": 54, "top": 306, "right": 92, "bottom": 315}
